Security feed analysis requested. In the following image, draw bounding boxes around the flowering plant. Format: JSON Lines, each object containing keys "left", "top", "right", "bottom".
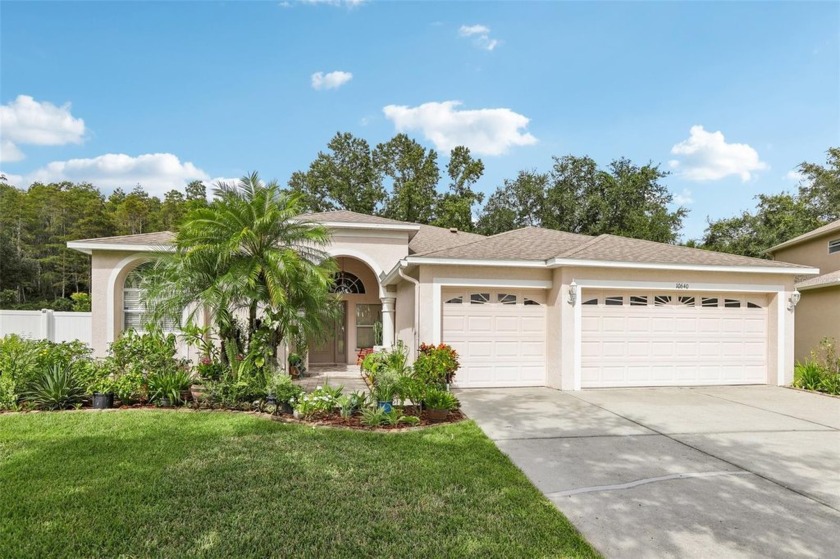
{"left": 415, "top": 343, "right": 459, "bottom": 386}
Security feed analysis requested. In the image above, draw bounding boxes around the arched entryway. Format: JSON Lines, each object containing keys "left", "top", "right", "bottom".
{"left": 309, "top": 256, "right": 391, "bottom": 365}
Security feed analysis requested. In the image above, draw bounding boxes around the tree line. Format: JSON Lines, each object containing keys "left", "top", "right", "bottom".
{"left": 1, "top": 133, "right": 836, "bottom": 310}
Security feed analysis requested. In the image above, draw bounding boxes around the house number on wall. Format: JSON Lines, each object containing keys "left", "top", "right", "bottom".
{"left": 675, "top": 283, "right": 690, "bottom": 290}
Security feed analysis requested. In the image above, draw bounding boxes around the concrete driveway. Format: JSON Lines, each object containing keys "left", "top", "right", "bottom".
{"left": 458, "top": 386, "right": 840, "bottom": 559}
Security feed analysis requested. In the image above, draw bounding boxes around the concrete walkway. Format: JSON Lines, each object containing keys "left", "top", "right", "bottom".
{"left": 295, "top": 364, "right": 368, "bottom": 393}
{"left": 458, "top": 386, "right": 840, "bottom": 559}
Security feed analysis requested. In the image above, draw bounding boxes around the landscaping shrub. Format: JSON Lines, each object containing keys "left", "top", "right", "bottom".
{"left": 24, "top": 364, "right": 83, "bottom": 410}
{"left": 414, "top": 343, "right": 459, "bottom": 386}
{"left": 423, "top": 388, "right": 459, "bottom": 411}
{"left": 292, "top": 384, "right": 343, "bottom": 418}
{"left": 148, "top": 369, "right": 192, "bottom": 404}
{"left": 266, "top": 372, "right": 303, "bottom": 404}
{"left": 794, "top": 338, "right": 840, "bottom": 395}
{"left": 0, "top": 335, "right": 93, "bottom": 410}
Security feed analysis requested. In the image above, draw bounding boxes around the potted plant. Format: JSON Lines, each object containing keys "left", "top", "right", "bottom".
{"left": 288, "top": 353, "right": 304, "bottom": 378}
{"left": 91, "top": 377, "right": 115, "bottom": 410}
{"left": 372, "top": 370, "right": 398, "bottom": 413}
{"left": 423, "top": 388, "right": 459, "bottom": 423}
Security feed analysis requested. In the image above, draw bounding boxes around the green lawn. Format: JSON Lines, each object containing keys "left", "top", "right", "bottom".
{"left": 0, "top": 411, "right": 598, "bottom": 558}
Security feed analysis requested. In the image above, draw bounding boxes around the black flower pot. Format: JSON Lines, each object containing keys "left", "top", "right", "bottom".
{"left": 92, "top": 392, "right": 114, "bottom": 410}
{"left": 160, "top": 396, "right": 172, "bottom": 408}
{"left": 279, "top": 402, "right": 293, "bottom": 415}
{"left": 266, "top": 395, "right": 278, "bottom": 406}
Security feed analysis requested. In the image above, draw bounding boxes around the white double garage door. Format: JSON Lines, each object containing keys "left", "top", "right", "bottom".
{"left": 443, "top": 288, "right": 769, "bottom": 389}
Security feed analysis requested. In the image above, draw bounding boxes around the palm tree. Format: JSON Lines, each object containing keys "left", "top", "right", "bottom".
{"left": 143, "top": 172, "right": 338, "bottom": 368}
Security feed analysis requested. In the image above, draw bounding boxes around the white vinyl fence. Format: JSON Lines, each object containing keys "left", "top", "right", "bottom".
{"left": 0, "top": 310, "right": 92, "bottom": 346}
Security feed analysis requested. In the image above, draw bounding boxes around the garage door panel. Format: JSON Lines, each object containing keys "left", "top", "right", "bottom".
{"left": 582, "top": 292, "right": 768, "bottom": 388}
{"left": 444, "top": 289, "right": 546, "bottom": 388}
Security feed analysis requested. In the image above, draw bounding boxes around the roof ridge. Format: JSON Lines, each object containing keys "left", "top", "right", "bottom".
{"left": 555, "top": 234, "right": 608, "bottom": 259}
{"left": 412, "top": 228, "right": 505, "bottom": 257}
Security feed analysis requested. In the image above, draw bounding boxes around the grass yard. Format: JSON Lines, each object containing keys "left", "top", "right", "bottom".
{"left": 0, "top": 411, "right": 598, "bottom": 558}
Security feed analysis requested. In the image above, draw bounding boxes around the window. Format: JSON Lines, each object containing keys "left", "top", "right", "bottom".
{"left": 496, "top": 293, "right": 517, "bottom": 305}
{"left": 654, "top": 295, "right": 672, "bottom": 307}
{"left": 524, "top": 297, "right": 540, "bottom": 306}
{"left": 331, "top": 271, "right": 365, "bottom": 294}
{"left": 724, "top": 299, "right": 741, "bottom": 308}
{"left": 701, "top": 297, "right": 719, "bottom": 308}
{"left": 470, "top": 293, "right": 490, "bottom": 305}
{"left": 356, "top": 304, "right": 382, "bottom": 348}
{"left": 445, "top": 295, "right": 463, "bottom": 305}
{"left": 123, "top": 263, "right": 177, "bottom": 331}
{"left": 605, "top": 296, "right": 623, "bottom": 306}
{"left": 678, "top": 296, "right": 695, "bottom": 307}
{"left": 747, "top": 301, "right": 762, "bottom": 309}
{"left": 630, "top": 296, "right": 648, "bottom": 306}
{"left": 829, "top": 239, "right": 840, "bottom": 254}
{"left": 582, "top": 298, "right": 598, "bottom": 305}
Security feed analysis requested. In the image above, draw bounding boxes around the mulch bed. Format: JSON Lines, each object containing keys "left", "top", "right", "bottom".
{"left": 269, "top": 409, "right": 467, "bottom": 431}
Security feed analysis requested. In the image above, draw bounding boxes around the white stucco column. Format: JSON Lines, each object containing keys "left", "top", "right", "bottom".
{"left": 381, "top": 296, "right": 396, "bottom": 348}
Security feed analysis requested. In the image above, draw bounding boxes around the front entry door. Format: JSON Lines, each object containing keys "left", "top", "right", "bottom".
{"left": 309, "top": 302, "right": 346, "bottom": 365}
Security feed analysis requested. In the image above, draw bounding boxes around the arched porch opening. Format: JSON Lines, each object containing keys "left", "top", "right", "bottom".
{"left": 309, "top": 256, "right": 393, "bottom": 366}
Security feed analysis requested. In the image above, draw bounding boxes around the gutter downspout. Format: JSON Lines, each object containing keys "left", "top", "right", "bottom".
{"left": 397, "top": 264, "right": 420, "bottom": 356}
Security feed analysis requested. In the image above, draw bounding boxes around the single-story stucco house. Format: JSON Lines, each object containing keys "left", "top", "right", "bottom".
{"left": 68, "top": 210, "right": 819, "bottom": 390}
{"left": 767, "top": 218, "right": 840, "bottom": 362}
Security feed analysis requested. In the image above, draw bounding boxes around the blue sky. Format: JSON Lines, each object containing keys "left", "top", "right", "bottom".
{"left": 1, "top": 0, "right": 837, "bottom": 240}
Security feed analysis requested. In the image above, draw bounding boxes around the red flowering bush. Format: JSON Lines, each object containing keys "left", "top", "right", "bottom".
{"left": 414, "top": 343, "right": 460, "bottom": 386}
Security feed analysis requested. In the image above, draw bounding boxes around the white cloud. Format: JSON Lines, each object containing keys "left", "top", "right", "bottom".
{"left": 0, "top": 139, "right": 24, "bottom": 163}
{"left": 673, "top": 188, "right": 694, "bottom": 206}
{"left": 382, "top": 100, "right": 537, "bottom": 156}
{"left": 311, "top": 70, "right": 353, "bottom": 90}
{"left": 0, "top": 95, "right": 86, "bottom": 162}
{"left": 669, "top": 125, "right": 767, "bottom": 182}
{"left": 17, "top": 153, "right": 208, "bottom": 197}
{"left": 458, "top": 23, "right": 500, "bottom": 51}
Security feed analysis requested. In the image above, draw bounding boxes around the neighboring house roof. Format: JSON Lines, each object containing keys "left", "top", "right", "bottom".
{"left": 796, "top": 269, "right": 840, "bottom": 291}
{"left": 766, "top": 219, "right": 840, "bottom": 254}
{"left": 413, "top": 228, "right": 812, "bottom": 270}
{"left": 67, "top": 231, "right": 175, "bottom": 254}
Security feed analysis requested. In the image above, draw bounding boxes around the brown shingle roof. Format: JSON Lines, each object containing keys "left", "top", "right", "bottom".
{"left": 796, "top": 270, "right": 840, "bottom": 291}
{"left": 70, "top": 231, "right": 175, "bottom": 245}
{"left": 413, "top": 227, "right": 812, "bottom": 269}
{"left": 561, "top": 234, "right": 809, "bottom": 269}
{"left": 298, "top": 210, "right": 419, "bottom": 227}
{"left": 409, "top": 225, "right": 485, "bottom": 255}
{"left": 767, "top": 219, "right": 840, "bottom": 253}
{"left": 415, "top": 227, "right": 593, "bottom": 261}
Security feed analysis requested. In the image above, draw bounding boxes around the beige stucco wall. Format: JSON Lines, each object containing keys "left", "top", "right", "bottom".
{"left": 395, "top": 277, "right": 416, "bottom": 359}
{"left": 773, "top": 236, "right": 840, "bottom": 274}
{"left": 325, "top": 231, "right": 409, "bottom": 290}
{"left": 794, "top": 286, "right": 840, "bottom": 362}
{"left": 90, "top": 251, "right": 153, "bottom": 356}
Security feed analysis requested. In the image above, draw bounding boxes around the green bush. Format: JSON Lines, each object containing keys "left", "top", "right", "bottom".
{"left": 423, "top": 388, "right": 459, "bottom": 411}
{"left": 360, "top": 405, "right": 387, "bottom": 427}
{"left": 794, "top": 338, "right": 840, "bottom": 395}
{"left": 414, "top": 343, "right": 459, "bottom": 387}
{"left": 148, "top": 369, "right": 192, "bottom": 404}
{"left": 25, "top": 364, "right": 83, "bottom": 410}
{"left": 0, "top": 335, "right": 93, "bottom": 409}
{"left": 266, "top": 373, "right": 303, "bottom": 404}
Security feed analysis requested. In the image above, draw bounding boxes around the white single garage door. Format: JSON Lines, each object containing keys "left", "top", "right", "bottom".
{"left": 443, "top": 289, "right": 547, "bottom": 388}
{"left": 581, "top": 291, "right": 769, "bottom": 388}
